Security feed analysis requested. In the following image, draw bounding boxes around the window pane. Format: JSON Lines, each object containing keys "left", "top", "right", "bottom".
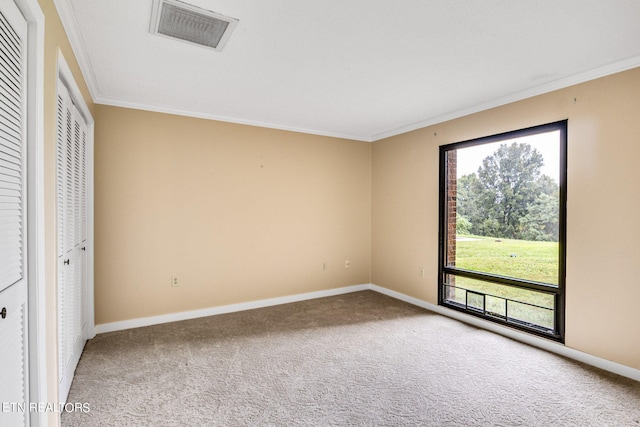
{"left": 444, "top": 275, "right": 554, "bottom": 309}
{"left": 446, "top": 131, "right": 561, "bottom": 285}
{"left": 508, "top": 300, "right": 554, "bottom": 331}
{"left": 443, "top": 275, "right": 555, "bottom": 331}
{"left": 454, "top": 236, "right": 558, "bottom": 284}
{"left": 466, "top": 291, "right": 484, "bottom": 312}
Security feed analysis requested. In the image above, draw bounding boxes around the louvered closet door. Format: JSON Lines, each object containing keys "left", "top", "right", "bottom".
{"left": 0, "top": 2, "right": 30, "bottom": 426}
{"left": 57, "top": 81, "right": 88, "bottom": 403}
{"left": 79, "top": 116, "right": 87, "bottom": 332}
{"left": 71, "top": 102, "right": 86, "bottom": 368}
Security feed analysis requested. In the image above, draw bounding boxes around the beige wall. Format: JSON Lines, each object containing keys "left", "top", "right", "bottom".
{"left": 94, "top": 106, "right": 371, "bottom": 325}
{"left": 37, "top": 0, "right": 96, "bottom": 423}
{"left": 372, "top": 67, "right": 640, "bottom": 370}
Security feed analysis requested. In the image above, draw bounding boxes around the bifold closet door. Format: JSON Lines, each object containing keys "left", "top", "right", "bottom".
{"left": 56, "top": 81, "right": 88, "bottom": 403}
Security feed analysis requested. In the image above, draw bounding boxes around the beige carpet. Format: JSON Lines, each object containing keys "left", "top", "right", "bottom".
{"left": 63, "top": 291, "right": 640, "bottom": 426}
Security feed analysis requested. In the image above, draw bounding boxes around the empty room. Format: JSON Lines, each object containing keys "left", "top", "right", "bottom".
{"left": 1, "top": 0, "right": 639, "bottom": 426}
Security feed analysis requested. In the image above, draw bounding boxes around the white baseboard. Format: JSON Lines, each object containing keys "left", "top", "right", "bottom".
{"left": 94, "top": 282, "right": 640, "bottom": 382}
{"left": 94, "top": 284, "right": 370, "bottom": 334}
{"left": 369, "top": 284, "right": 640, "bottom": 382}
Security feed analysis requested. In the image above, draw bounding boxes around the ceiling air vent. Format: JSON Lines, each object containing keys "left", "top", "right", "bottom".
{"left": 150, "top": 0, "right": 239, "bottom": 52}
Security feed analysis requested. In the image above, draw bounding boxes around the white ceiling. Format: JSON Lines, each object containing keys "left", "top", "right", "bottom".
{"left": 56, "top": 0, "right": 640, "bottom": 141}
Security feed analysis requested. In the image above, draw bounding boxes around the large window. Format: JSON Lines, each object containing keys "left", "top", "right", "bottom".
{"left": 439, "top": 121, "right": 567, "bottom": 341}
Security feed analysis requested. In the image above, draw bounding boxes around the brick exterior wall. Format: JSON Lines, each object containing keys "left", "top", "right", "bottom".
{"left": 446, "top": 150, "right": 457, "bottom": 293}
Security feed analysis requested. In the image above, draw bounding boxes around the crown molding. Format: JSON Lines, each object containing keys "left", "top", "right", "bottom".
{"left": 89, "top": 55, "right": 640, "bottom": 143}
{"left": 94, "top": 94, "right": 373, "bottom": 142}
{"left": 53, "top": 0, "right": 100, "bottom": 101}
{"left": 371, "top": 56, "right": 640, "bottom": 141}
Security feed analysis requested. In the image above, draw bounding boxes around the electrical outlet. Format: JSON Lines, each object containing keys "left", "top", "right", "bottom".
{"left": 419, "top": 268, "right": 425, "bottom": 278}
{"left": 345, "top": 260, "right": 351, "bottom": 269}
{"left": 171, "top": 275, "right": 179, "bottom": 287}
{"left": 322, "top": 262, "right": 327, "bottom": 271}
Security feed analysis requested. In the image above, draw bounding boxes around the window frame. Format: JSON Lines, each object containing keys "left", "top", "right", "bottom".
{"left": 438, "top": 120, "right": 567, "bottom": 342}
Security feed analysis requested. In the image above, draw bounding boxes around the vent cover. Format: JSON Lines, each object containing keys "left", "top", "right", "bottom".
{"left": 150, "top": 0, "right": 238, "bottom": 52}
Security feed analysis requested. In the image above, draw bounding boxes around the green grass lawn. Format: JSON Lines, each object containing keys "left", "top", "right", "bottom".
{"left": 455, "top": 235, "right": 558, "bottom": 284}
{"left": 447, "top": 235, "right": 559, "bottom": 330}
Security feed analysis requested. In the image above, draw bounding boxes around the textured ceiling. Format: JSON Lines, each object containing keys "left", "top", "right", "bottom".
{"left": 56, "top": 0, "right": 640, "bottom": 141}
